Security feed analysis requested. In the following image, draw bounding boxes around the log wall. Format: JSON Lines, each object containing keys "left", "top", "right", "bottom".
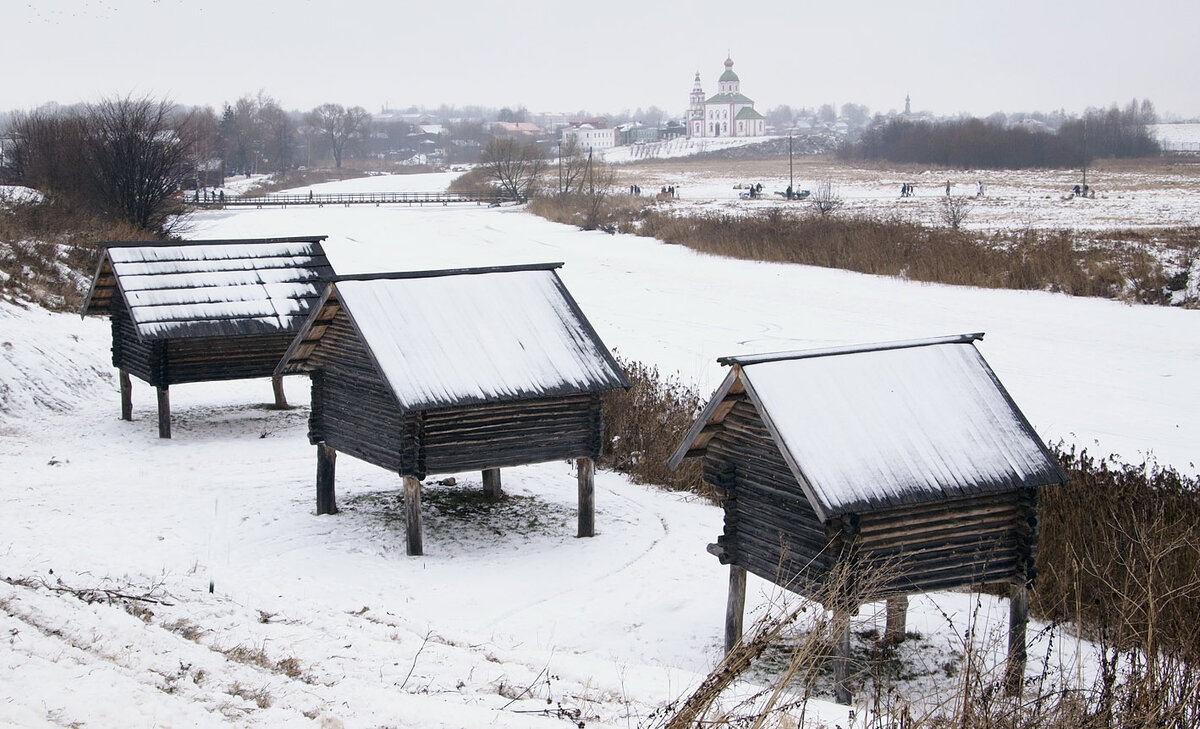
{"left": 307, "top": 309, "right": 604, "bottom": 479}
{"left": 707, "top": 400, "right": 836, "bottom": 590}
{"left": 165, "top": 333, "right": 295, "bottom": 384}
{"left": 306, "top": 311, "right": 415, "bottom": 473}
{"left": 110, "top": 298, "right": 161, "bottom": 384}
{"left": 854, "top": 487, "right": 1037, "bottom": 594}
{"left": 110, "top": 295, "right": 299, "bottom": 386}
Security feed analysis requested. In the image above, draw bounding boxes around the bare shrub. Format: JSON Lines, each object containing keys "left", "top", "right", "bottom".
{"left": 600, "top": 355, "right": 708, "bottom": 497}
{"left": 808, "top": 181, "right": 843, "bottom": 216}
{"left": 939, "top": 195, "right": 974, "bottom": 230}
{"left": 1036, "top": 446, "right": 1200, "bottom": 662}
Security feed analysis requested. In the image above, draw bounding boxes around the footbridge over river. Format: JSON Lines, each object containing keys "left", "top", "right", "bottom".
{"left": 184, "top": 190, "right": 520, "bottom": 209}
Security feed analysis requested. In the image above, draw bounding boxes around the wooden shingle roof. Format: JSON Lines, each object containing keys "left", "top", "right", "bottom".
{"left": 82, "top": 236, "right": 332, "bottom": 340}
{"left": 277, "top": 263, "right": 630, "bottom": 411}
{"left": 671, "top": 333, "right": 1067, "bottom": 520}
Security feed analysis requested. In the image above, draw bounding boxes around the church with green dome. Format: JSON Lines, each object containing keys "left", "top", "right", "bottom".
{"left": 687, "top": 57, "right": 766, "bottom": 139}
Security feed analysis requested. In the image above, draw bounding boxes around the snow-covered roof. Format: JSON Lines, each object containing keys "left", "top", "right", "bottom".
{"left": 82, "top": 236, "right": 332, "bottom": 340}
{"left": 279, "top": 263, "right": 629, "bottom": 411}
{"left": 671, "top": 334, "right": 1067, "bottom": 520}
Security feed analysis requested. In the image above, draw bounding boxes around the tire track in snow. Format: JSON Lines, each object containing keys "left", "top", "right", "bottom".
{"left": 481, "top": 478, "right": 671, "bottom": 630}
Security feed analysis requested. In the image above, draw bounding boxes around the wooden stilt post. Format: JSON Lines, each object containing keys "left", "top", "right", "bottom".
{"left": 885, "top": 595, "right": 909, "bottom": 644}
{"left": 404, "top": 475, "right": 423, "bottom": 556}
{"left": 1005, "top": 583, "right": 1029, "bottom": 696}
{"left": 724, "top": 564, "right": 747, "bottom": 654}
{"left": 119, "top": 369, "right": 133, "bottom": 421}
{"left": 482, "top": 467, "right": 502, "bottom": 499}
{"left": 577, "top": 457, "right": 595, "bottom": 538}
{"left": 156, "top": 386, "right": 171, "bottom": 439}
{"left": 316, "top": 443, "right": 337, "bottom": 515}
{"left": 271, "top": 375, "right": 288, "bottom": 409}
{"left": 834, "top": 611, "right": 853, "bottom": 705}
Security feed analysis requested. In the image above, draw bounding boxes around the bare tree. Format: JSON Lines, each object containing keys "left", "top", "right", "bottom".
{"left": 2, "top": 107, "right": 89, "bottom": 199}
{"left": 809, "top": 181, "right": 843, "bottom": 216}
{"left": 307, "top": 103, "right": 370, "bottom": 168}
{"left": 940, "top": 195, "right": 974, "bottom": 230}
{"left": 84, "top": 96, "right": 195, "bottom": 233}
{"left": 258, "top": 99, "right": 297, "bottom": 175}
{"left": 479, "top": 137, "right": 545, "bottom": 202}
{"left": 556, "top": 137, "right": 589, "bottom": 195}
{"left": 578, "top": 150, "right": 619, "bottom": 231}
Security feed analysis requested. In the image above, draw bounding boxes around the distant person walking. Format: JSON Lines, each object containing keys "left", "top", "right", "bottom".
{"left": 946, "top": 181, "right": 951, "bottom": 196}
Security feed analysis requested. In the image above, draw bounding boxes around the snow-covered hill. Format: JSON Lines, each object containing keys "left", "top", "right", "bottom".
{"left": 1, "top": 172, "right": 1196, "bottom": 727}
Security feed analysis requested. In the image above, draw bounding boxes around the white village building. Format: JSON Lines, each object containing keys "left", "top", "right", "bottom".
{"left": 688, "top": 57, "right": 765, "bottom": 139}
{"left": 561, "top": 123, "right": 617, "bottom": 152}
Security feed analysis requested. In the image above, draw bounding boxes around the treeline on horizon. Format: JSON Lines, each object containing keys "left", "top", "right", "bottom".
{"left": 840, "top": 99, "right": 1161, "bottom": 168}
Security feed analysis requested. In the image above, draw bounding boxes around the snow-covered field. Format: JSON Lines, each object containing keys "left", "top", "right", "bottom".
{"left": 2, "top": 170, "right": 1197, "bottom": 727}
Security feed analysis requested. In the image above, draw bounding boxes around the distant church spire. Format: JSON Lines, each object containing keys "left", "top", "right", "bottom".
{"left": 905, "top": 93, "right": 911, "bottom": 115}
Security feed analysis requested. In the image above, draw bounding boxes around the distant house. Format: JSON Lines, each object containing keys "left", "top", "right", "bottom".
{"left": 276, "top": 263, "right": 630, "bottom": 555}
{"left": 562, "top": 123, "right": 616, "bottom": 152}
{"left": 82, "top": 237, "right": 333, "bottom": 438}
{"left": 671, "top": 333, "right": 1067, "bottom": 702}
{"left": 492, "top": 121, "right": 542, "bottom": 137}
{"left": 617, "top": 122, "right": 661, "bottom": 145}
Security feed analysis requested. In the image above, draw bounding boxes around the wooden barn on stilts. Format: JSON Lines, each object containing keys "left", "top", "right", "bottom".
{"left": 669, "top": 333, "right": 1068, "bottom": 703}
{"left": 81, "top": 236, "right": 333, "bottom": 437}
{"left": 275, "top": 262, "right": 630, "bottom": 555}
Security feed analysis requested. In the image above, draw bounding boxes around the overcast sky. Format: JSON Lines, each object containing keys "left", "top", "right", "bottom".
{"left": 7, "top": 0, "right": 1197, "bottom": 120}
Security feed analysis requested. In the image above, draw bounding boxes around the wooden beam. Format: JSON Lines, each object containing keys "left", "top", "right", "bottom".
{"left": 833, "top": 611, "right": 852, "bottom": 704}
{"left": 577, "top": 457, "right": 595, "bottom": 538}
{"left": 885, "top": 595, "right": 909, "bottom": 644}
{"left": 724, "top": 564, "right": 747, "bottom": 654}
{"left": 405, "top": 475, "right": 423, "bottom": 556}
{"left": 1005, "top": 583, "right": 1029, "bottom": 696}
{"left": 316, "top": 443, "right": 337, "bottom": 515}
{"left": 482, "top": 467, "right": 502, "bottom": 499}
{"left": 156, "top": 386, "right": 171, "bottom": 439}
{"left": 119, "top": 369, "right": 133, "bottom": 421}
{"left": 272, "top": 375, "right": 288, "bottom": 409}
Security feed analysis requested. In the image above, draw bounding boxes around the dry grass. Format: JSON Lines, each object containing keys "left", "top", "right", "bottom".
{"left": 637, "top": 209, "right": 1193, "bottom": 304}
{"left": 1, "top": 197, "right": 158, "bottom": 310}
{"left": 600, "top": 355, "right": 708, "bottom": 497}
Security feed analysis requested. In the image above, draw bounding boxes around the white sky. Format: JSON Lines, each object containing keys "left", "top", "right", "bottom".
{"left": 6, "top": 0, "right": 1198, "bottom": 119}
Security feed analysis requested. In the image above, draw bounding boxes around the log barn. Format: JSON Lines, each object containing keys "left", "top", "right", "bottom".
{"left": 82, "top": 236, "right": 333, "bottom": 438}
{"left": 275, "top": 262, "right": 630, "bottom": 555}
{"left": 668, "top": 333, "right": 1068, "bottom": 702}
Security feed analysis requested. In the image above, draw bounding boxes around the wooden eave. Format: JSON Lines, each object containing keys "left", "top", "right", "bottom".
{"left": 668, "top": 366, "right": 746, "bottom": 468}
{"left": 274, "top": 283, "right": 342, "bottom": 376}
{"left": 80, "top": 253, "right": 119, "bottom": 319}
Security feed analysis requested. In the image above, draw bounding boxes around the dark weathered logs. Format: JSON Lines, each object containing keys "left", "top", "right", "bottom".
{"left": 119, "top": 369, "right": 132, "bottom": 421}
{"left": 272, "top": 375, "right": 287, "bottom": 408}
{"left": 316, "top": 443, "right": 337, "bottom": 515}
{"left": 885, "top": 595, "right": 909, "bottom": 644}
{"left": 577, "top": 457, "right": 595, "bottom": 538}
{"left": 156, "top": 386, "right": 171, "bottom": 439}
{"left": 1005, "top": 584, "right": 1029, "bottom": 696}
{"left": 405, "top": 475, "right": 423, "bottom": 556}
{"left": 725, "top": 564, "right": 747, "bottom": 654}
{"left": 834, "top": 612, "right": 852, "bottom": 704}
{"left": 482, "top": 468, "right": 502, "bottom": 498}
